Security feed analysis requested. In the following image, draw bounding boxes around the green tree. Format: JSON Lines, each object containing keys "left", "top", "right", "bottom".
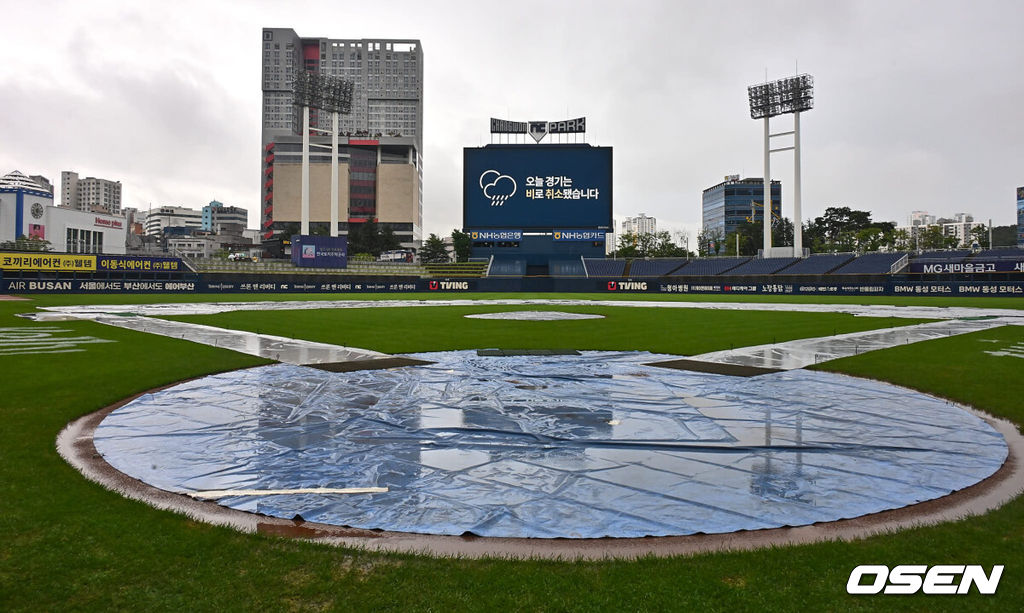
{"left": 697, "top": 227, "right": 723, "bottom": 256}
{"left": 889, "top": 228, "right": 912, "bottom": 251}
{"left": 804, "top": 207, "right": 895, "bottom": 252}
{"left": 855, "top": 227, "right": 887, "bottom": 253}
{"left": 0, "top": 235, "right": 52, "bottom": 252}
{"left": 722, "top": 222, "right": 759, "bottom": 256}
{"left": 969, "top": 225, "right": 990, "bottom": 249}
{"left": 347, "top": 220, "right": 400, "bottom": 257}
{"left": 918, "top": 225, "right": 959, "bottom": 250}
{"left": 991, "top": 225, "right": 1016, "bottom": 247}
{"left": 451, "top": 229, "right": 472, "bottom": 262}
{"left": 419, "top": 233, "right": 450, "bottom": 263}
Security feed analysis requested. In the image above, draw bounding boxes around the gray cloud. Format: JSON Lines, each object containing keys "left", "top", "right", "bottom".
{"left": 1, "top": 0, "right": 1021, "bottom": 240}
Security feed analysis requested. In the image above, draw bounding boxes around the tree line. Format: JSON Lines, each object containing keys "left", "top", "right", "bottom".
{"left": 695, "top": 207, "right": 1016, "bottom": 257}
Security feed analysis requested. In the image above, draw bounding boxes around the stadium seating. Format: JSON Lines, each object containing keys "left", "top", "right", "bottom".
{"left": 487, "top": 258, "right": 526, "bottom": 277}
{"left": 726, "top": 257, "right": 799, "bottom": 275}
{"left": 550, "top": 259, "right": 586, "bottom": 277}
{"left": 780, "top": 253, "right": 854, "bottom": 275}
{"left": 423, "top": 261, "right": 489, "bottom": 278}
{"left": 832, "top": 252, "right": 908, "bottom": 274}
{"left": 628, "top": 258, "right": 689, "bottom": 277}
{"left": 670, "top": 257, "right": 750, "bottom": 276}
{"left": 583, "top": 258, "right": 626, "bottom": 277}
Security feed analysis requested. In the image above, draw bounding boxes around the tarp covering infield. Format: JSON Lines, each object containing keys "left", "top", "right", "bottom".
{"left": 93, "top": 351, "right": 1008, "bottom": 539}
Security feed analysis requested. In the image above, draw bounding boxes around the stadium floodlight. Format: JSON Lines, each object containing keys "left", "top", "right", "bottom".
{"left": 747, "top": 73, "right": 814, "bottom": 256}
{"left": 293, "top": 70, "right": 354, "bottom": 114}
{"left": 747, "top": 74, "right": 813, "bottom": 120}
{"left": 292, "top": 70, "right": 355, "bottom": 236}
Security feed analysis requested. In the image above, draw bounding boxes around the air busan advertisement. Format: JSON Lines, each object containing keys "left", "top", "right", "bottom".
{"left": 463, "top": 145, "right": 613, "bottom": 230}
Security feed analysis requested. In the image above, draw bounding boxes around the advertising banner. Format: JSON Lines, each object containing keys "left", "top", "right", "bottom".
{"left": 291, "top": 235, "right": 348, "bottom": 268}
{"left": 96, "top": 255, "right": 184, "bottom": 272}
{"left": 0, "top": 252, "right": 96, "bottom": 272}
{"left": 470, "top": 230, "right": 523, "bottom": 241}
{"left": 553, "top": 229, "right": 606, "bottom": 242}
{"left": 908, "top": 260, "right": 1024, "bottom": 274}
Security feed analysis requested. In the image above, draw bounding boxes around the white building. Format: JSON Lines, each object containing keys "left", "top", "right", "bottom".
{"left": 1, "top": 171, "right": 127, "bottom": 254}
{"left": 61, "top": 171, "right": 122, "bottom": 215}
{"left": 144, "top": 206, "right": 203, "bottom": 235}
{"left": 943, "top": 219, "right": 985, "bottom": 247}
{"left": 622, "top": 214, "right": 657, "bottom": 237}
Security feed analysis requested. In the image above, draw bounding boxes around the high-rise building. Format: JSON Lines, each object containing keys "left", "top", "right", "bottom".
{"left": 60, "top": 171, "right": 122, "bottom": 215}
{"left": 261, "top": 28, "right": 423, "bottom": 245}
{"left": 1017, "top": 187, "right": 1024, "bottom": 247}
{"left": 909, "top": 210, "right": 936, "bottom": 227}
{"left": 621, "top": 214, "right": 657, "bottom": 237}
{"left": 701, "top": 176, "right": 781, "bottom": 238}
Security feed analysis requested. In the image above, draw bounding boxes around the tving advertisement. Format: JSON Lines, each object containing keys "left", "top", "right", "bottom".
{"left": 463, "top": 145, "right": 612, "bottom": 230}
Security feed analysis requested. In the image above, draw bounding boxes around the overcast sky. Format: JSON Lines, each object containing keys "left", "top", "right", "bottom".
{"left": 2, "top": 0, "right": 1022, "bottom": 242}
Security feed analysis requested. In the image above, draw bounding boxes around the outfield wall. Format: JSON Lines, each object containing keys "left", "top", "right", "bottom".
{"left": 2, "top": 272, "right": 1023, "bottom": 297}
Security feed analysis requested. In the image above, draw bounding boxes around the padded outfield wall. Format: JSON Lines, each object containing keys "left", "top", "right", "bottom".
{"left": 2, "top": 272, "right": 1023, "bottom": 296}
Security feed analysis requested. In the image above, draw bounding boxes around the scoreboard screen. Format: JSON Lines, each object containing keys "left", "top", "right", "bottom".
{"left": 463, "top": 145, "right": 612, "bottom": 230}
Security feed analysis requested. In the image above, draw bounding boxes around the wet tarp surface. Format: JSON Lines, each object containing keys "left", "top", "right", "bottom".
{"left": 94, "top": 351, "right": 1008, "bottom": 538}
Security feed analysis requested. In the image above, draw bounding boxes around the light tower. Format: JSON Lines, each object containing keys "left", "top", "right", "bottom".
{"left": 292, "top": 70, "right": 354, "bottom": 236}
{"left": 747, "top": 74, "right": 814, "bottom": 257}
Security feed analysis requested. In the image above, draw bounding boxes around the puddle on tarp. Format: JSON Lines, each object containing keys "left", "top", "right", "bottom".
{"left": 94, "top": 351, "right": 1007, "bottom": 539}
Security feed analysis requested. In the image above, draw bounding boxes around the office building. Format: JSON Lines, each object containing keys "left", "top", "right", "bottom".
{"left": 202, "top": 200, "right": 248, "bottom": 234}
{"left": 701, "top": 176, "right": 781, "bottom": 238}
{"left": 1018, "top": 187, "right": 1024, "bottom": 247}
{"left": 144, "top": 206, "right": 203, "bottom": 236}
{"left": 261, "top": 28, "right": 423, "bottom": 245}
{"left": 61, "top": 171, "right": 122, "bottom": 215}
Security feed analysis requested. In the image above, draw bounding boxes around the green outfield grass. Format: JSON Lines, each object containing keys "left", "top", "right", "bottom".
{"left": 165, "top": 303, "right": 926, "bottom": 356}
{"left": 18, "top": 290, "right": 1024, "bottom": 310}
{"left": 1, "top": 293, "right": 1022, "bottom": 611}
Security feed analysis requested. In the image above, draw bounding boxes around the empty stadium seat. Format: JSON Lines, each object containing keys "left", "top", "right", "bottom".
{"left": 670, "top": 257, "right": 750, "bottom": 276}
{"left": 727, "top": 257, "right": 799, "bottom": 275}
{"left": 628, "top": 258, "right": 690, "bottom": 277}
{"left": 832, "top": 252, "right": 908, "bottom": 274}
{"left": 583, "top": 259, "right": 626, "bottom": 277}
{"left": 781, "top": 253, "right": 854, "bottom": 275}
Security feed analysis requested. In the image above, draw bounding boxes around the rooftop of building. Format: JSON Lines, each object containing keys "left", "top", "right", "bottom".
{"left": 702, "top": 177, "right": 782, "bottom": 194}
{"left": 0, "top": 170, "right": 52, "bottom": 195}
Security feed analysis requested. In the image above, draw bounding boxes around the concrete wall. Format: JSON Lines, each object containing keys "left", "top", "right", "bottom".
{"left": 376, "top": 164, "right": 418, "bottom": 226}
{"left": 273, "top": 162, "right": 351, "bottom": 223}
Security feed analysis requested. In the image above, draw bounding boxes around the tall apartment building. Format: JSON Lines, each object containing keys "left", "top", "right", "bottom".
{"left": 61, "top": 171, "right": 122, "bottom": 215}
{"left": 1017, "top": 187, "right": 1024, "bottom": 247}
{"left": 261, "top": 28, "right": 423, "bottom": 245}
{"left": 621, "top": 214, "right": 657, "bottom": 237}
{"left": 702, "top": 176, "right": 782, "bottom": 238}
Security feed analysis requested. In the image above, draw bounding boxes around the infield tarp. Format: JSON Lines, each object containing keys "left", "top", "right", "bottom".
{"left": 93, "top": 351, "right": 1007, "bottom": 538}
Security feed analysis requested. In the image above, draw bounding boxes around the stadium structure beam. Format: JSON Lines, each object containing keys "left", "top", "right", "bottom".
{"left": 748, "top": 74, "right": 814, "bottom": 257}
{"left": 292, "top": 70, "right": 354, "bottom": 237}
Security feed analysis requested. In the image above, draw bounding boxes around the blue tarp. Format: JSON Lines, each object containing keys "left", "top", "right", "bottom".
{"left": 94, "top": 351, "right": 1007, "bottom": 538}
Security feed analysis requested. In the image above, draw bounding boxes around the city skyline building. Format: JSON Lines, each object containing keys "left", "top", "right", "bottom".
{"left": 261, "top": 28, "right": 423, "bottom": 246}
{"left": 621, "top": 214, "right": 657, "bottom": 237}
{"left": 60, "top": 170, "right": 122, "bottom": 215}
{"left": 701, "top": 176, "right": 782, "bottom": 240}
{"left": 144, "top": 205, "right": 203, "bottom": 236}
{"left": 1017, "top": 187, "right": 1024, "bottom": 247}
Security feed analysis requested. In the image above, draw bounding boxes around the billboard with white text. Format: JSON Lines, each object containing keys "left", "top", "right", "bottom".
{"left": 463, "top": 145, "right": 612, "bottom": 230}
